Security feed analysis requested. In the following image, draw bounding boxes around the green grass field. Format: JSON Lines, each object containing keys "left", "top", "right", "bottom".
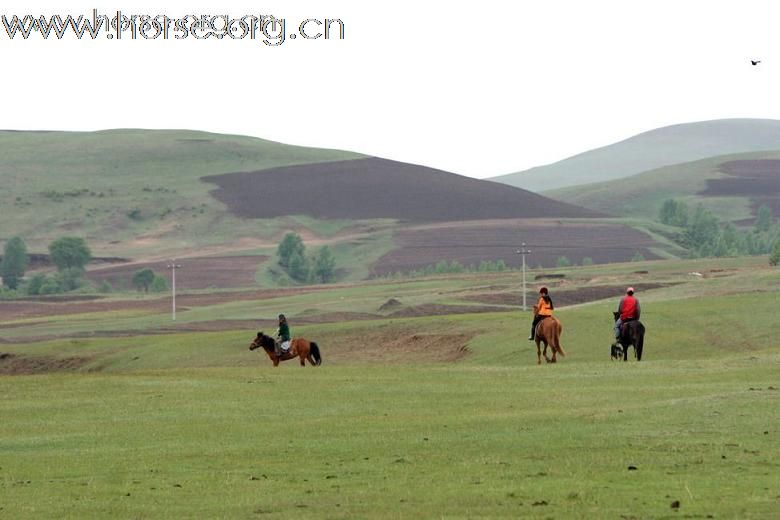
{"left": 1, "top": 258, "right": 778, "bottom": 518}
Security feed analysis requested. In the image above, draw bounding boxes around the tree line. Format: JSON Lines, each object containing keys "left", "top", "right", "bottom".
{"left": 658, "top": 199, "right": 780, "bottom": 263}
{"left": 0, "top": 237, "right": 168, "bottom": 295}
{"left": 1, "top": 232, "right": 340, "bottom": 296}
{"left": 276, "top": 233, "right": 337, "bottom": 283}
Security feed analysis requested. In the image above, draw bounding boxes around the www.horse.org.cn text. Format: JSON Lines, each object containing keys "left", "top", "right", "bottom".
{"left": 1, "top": 10, "right": 346, "bottom": 46}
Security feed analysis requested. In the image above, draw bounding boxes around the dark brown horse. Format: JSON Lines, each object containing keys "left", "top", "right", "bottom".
{"left": 249, "top": 332, "right": 322, "bottom": 367}
{"left": 613, "top": 312, "right": 645, "bottom": 361}
{"left": 533, "top": 306, "right": 566, "bottom": 364}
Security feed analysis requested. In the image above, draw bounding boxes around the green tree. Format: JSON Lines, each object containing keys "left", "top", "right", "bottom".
{"left": 56, "top": 268, "right": 84, "bottom": 292}
{"left": 556, "top": 256, "right": 572, "bottom": 267}
{"left": 49, "top": 237, "right": 91, "bottom": 271}
{"left": 716, "top": 223, "right": 740, "bottom": 257}
{"left": 132, "top": 268, "right": 156, "bottom": 292}
{"left": 755, "top": 205, "right": 774, "bottom": 233}
{"left": 659, "top": 199, "right": 677, "bottom": 225}
{"left": 276, "top": 233, "right": 305, "bottom": 268}
{"left": 1, "top": 237, "right": 28, "bottom": 290}
{"left": 288, "top": 251, "right": 310, "bottom": 282}
{"left": 683, "top": 205, "right": 720, "bottom": 256}
{"left": 659, "top": 199, "right": 689, "bottom": 227}
{"left": 581, "top": 257, "right": 594, "bottom": 266}
{"left": 151, "top": 275, "right": 168, "bottom": 292}
{"left": 770, "top": 241, "right": 780, "bottom": 266}
{"left": 26, "top": 273, "right": 47, "bottom": 295}
{"left": 313, "top": 246, "right": 337, "bottom": 283}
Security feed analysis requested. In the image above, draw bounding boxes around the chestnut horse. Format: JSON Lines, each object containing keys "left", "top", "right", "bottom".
{"left": 533, "top": 305, "right": 566, "bottom": 364}
{"left": 249, "top": 332, "right": 322, "bottom": 367}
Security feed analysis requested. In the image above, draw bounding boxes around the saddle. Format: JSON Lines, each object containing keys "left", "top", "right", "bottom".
{"left": 275, "top": 339, "right": 292, "bottom": 354}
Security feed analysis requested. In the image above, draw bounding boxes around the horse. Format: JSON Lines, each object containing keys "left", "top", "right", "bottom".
{"left": 612, "top": 312, "right": 645, "bottom": 361}
{"left": 249, "top": 332, "right": 322, "bottom": 367}
{"left": 533, "top": 305, "right": 566, "bottom": 364}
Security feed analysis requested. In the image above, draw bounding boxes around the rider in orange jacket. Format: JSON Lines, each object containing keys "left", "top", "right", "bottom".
{"left": 529, "top": 287, "right": 554, "bottom": 341}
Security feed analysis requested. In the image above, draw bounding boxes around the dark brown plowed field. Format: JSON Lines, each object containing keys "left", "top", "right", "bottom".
{"left": 86, "top": 256, "right": 268, "bottom": 290}
{"left": 371, "top": 220, "right": 661, "bottom": 275}
{"left": 202, "top": 158, "right": 604, "bottom": 222}
{"left": 701, "top": 159, "right": 780, "bottom": 216}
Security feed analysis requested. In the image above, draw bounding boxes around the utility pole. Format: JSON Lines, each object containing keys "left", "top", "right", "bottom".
{"left": 516, "top": 243, "right": 531, "bottom": 311}
{"left": 167, "top": 259, "right": 181, "bottom": 321}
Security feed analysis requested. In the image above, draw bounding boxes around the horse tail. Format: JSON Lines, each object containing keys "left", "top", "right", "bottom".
{"left": 635, "top": 322, "right": 645, "bottom": 361}
{"left": 554, "top": 318, "right": 566, "bottom": 356}
{"left": 309, "top": 342, "right": 322, "bottom": 366}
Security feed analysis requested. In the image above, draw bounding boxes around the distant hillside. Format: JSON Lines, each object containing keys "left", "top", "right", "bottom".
{"left": 545, "top": 150, "right": 780, "bottom": 223}
{"left": 0, "top": 129, "right": 364, "bottom": 255}
{"left": 491, "top": 119, "right": 780, "bottom": 192}
{"left": 203, "top": 158, "right": 604, "bottom": 222}
{"left": 0, "top": 129, "right": 673, "bottom": 285}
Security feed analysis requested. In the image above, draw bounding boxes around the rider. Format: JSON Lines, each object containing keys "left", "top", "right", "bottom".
{"left": 614, "top": 287, "right": 640, "bottom": 346}
{"left": 275, "top": 314, "right": 292, "bottom": 357}
{"left": 528, "top": 286, "right": 554, "bottom": 340}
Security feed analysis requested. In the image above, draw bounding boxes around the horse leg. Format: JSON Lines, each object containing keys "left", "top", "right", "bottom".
{"left": 535, "top": 339, "right": 542, "bottom": 364}
{"left": 550, "top": 341, "right": 557, "bottom": 363}
{"left": 636, "top": 334, "right": 644, "bottom": 361}
{"left": 543, "top": 341, "right": 552, "bottom": 363}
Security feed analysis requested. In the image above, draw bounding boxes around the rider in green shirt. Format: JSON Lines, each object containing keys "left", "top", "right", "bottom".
{"left": 275, "top": 314, "right": 291, "bottom": 357}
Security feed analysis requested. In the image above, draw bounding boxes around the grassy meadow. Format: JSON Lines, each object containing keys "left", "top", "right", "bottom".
{"left": 1, "top": 257, "right": 779, "bottom": 518}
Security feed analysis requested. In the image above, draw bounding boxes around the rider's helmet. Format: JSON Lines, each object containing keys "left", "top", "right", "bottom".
{"left": 626, "top": 287, "right": 635, "bottom": 295}
{"left": 539, "top": 286, "right": 548, "bottom": 294}
{"left": 278, "top": 313, "right": 286, "bottom": 320}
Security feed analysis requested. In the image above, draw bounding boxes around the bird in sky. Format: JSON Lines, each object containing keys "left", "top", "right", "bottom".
{"left": 751, "top": 60, "right": 761, "bottom": 66}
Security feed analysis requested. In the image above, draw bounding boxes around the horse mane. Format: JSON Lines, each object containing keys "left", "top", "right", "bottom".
{"left": 253, "top": 332, "right": 275, "bottom": 351}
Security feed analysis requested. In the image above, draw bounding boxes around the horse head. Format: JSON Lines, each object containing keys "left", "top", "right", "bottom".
{"left": 249, "top": 332, "right": 273, "bottom": 351}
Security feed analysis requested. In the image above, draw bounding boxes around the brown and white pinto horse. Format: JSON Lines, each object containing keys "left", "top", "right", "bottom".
{"left": 533, "top": 305, "right": 566, "bottom": 364}
{"left": 249, "top": 332, "right": 322, "bottom": 367}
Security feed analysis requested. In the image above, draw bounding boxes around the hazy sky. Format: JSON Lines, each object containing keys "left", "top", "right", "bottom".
{"left": 3, "top": 1, "right": 778, "bottom": 178}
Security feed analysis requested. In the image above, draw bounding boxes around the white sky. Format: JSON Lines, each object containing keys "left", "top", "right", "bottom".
{"left": 3, "top": 1, "right": 779, "bottom": 178}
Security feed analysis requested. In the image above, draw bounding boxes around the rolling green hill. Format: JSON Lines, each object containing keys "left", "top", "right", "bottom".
{"left": 2, "top": 129, "right": 678, "bottom": 285}
{"left": 491, "top": 119, "right": 780, "bottom": 192}
{"left": 0, "top": 129, "right": 365, "bottom": 256}
{"left": 544, "top": 150, "right": 780, "bottom": 223}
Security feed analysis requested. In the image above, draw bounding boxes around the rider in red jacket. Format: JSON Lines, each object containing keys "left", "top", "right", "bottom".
{"left": 614, "top": 287, "right": 640, "bottom": 344}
